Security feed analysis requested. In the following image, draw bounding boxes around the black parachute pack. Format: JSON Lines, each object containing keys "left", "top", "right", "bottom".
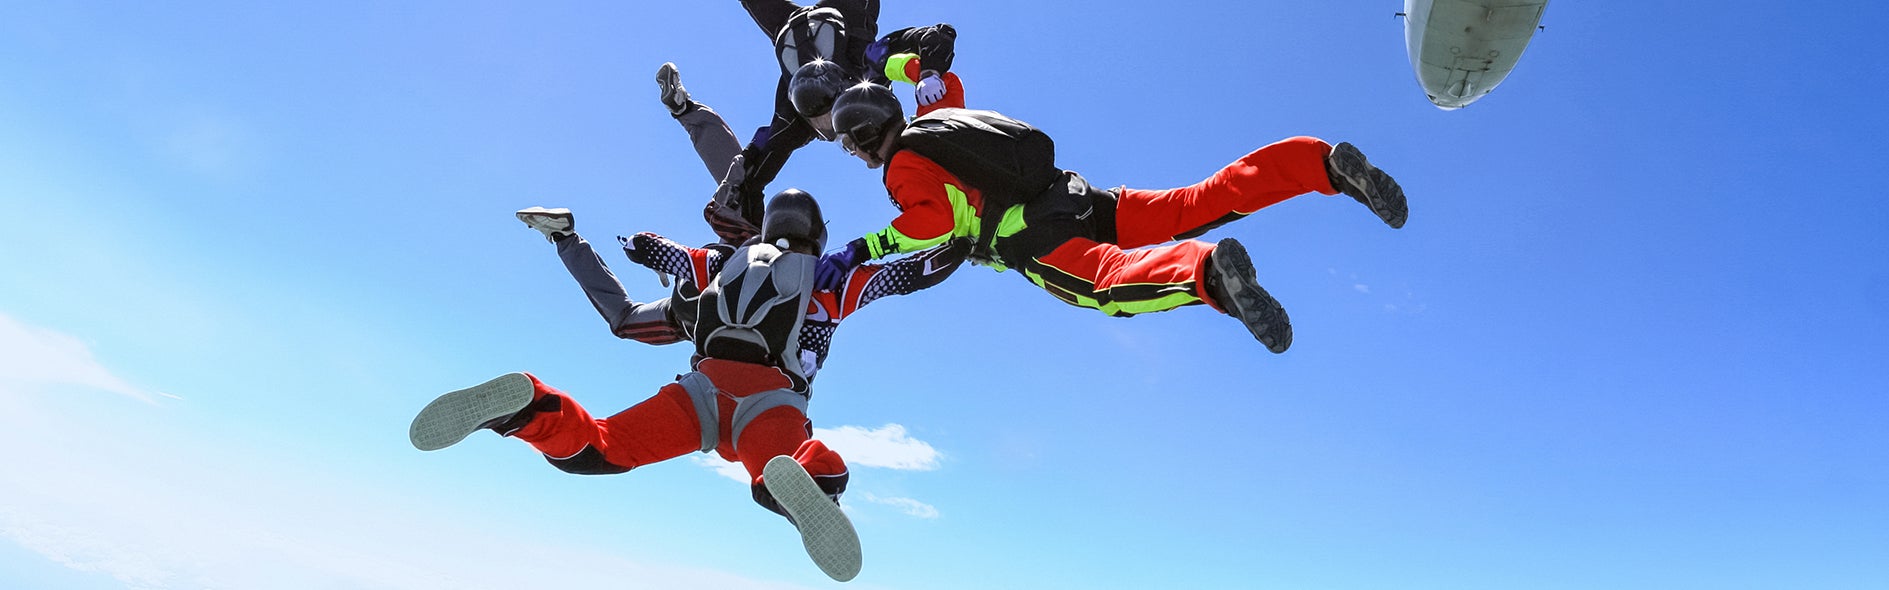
{"left": 775, "top": 7, "right": 847, "bottom": 74}
{"left": 693, "top": 242, "right": 816, "bottom": 383}
{"left": 897, "top": 108, "right": 1058, "bottom": 263}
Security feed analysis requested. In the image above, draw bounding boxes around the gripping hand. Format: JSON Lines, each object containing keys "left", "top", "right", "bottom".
{"left": 815, "top": 239, "right": 869, "bottom": 291}
{"left": 915, "top": 73, "right": 946, "bottom": 106}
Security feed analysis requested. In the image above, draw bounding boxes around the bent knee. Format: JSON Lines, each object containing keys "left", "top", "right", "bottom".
{"left": 545, "top": 445, "right": 633, "bottom": 475}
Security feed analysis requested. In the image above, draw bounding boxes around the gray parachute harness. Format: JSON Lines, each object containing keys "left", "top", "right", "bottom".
{"left": 681, "top": 242, "right": 818, "bottom": 453}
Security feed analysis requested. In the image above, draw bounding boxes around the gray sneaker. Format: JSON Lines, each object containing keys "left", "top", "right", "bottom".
{"left": 515, "top": 206, "right": 574, "bottom": 243}
{"left": 764, "top": 455, "right": 862, "bottom": 582}
{"left": 656, "top": 62, "right": 692, "bottom": 116}
{"left": 409, "top": 373, "right": 536, "bottom": 451}
{"left": 1327, "top": 142, "right": 1408, "bottom": 229}
{"left": 1207, "top": 238, "right": 1293, "bottom": 353}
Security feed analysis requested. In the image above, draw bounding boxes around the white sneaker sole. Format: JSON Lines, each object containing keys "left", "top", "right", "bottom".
{"left": 515, "top": 207, "right": 574, "bottom": 230}
{"left": 409, "top": 373, "right": 535, "bottom": 451}
{"left": 764, "top": 455, "right": 861, "bottom": 582}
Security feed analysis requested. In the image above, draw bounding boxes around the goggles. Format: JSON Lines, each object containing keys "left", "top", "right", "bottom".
{"left": 838, "top": 123, "right": 885, "bottom": 157}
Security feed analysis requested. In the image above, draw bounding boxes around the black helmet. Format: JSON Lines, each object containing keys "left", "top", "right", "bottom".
{"left": 830, "top": 82, "right": 903, "bottom": 155}
{"left": 761, "top": 189, "right": 828, "bottom": 253}
{"left": 788, "top": 59, "right": 856, "bottom": 119}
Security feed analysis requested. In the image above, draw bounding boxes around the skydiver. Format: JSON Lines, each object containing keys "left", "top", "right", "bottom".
{"left": 810, "top": 84, "right": 1411, "bottom": 353}
{"left": 657, "top": 0, "right": 963, "bottom": 244}
{"left": 409, "top": 191, "right": 966, "bottom": 581}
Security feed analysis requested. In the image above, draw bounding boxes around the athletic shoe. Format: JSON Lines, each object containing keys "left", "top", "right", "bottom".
{"left": 515, "top": 207, "right": 574, "bottom": 243}
{"left": 764, "top": 455, "right": 862, "bottom": 582}
{"left": 409, "top": 373, "right": 536, "bottom": 451}
{"left": 1207, "top": 238, "right": 1293, "bottom": 353}
{"left": 1327, "top": 142, "right": 1408, "bottom": 229}
{"left": 657, "top": 62, "right": 692, "bottom": 116}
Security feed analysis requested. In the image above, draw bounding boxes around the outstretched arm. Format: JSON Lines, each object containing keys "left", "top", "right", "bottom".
{"left": 619, "top": 232, "right": 730, "bottom": 287}
{"left": 861, "top": 152, "right": 972, "bottom": 258}
{"left": 843, "top": 238, "right": 970, "bottom": 312}
{"left": 814, "top": 152, "right": 969, "bottom": 290}
{"left": 800, "top": 238, "right": 966, "bottom": 377}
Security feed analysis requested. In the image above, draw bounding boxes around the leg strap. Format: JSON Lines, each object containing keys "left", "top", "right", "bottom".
{"left": 731, "top": 388, "right": 810, "bottom": 454}
{"left": 676, "top": 371, "right": 811, "bottom": 454}
{"left": 676, "top": 371, "right": 722, "bottom": 453}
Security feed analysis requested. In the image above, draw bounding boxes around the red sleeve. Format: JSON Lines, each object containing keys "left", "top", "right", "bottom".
{"left": 913, "top": 72, "right": 966, "bottom": 117}
{"left": 870, "top": 150, "right": 981, "bottom": 255}
{"left": 688, "top": 246, "right": 716, "bottom": 286}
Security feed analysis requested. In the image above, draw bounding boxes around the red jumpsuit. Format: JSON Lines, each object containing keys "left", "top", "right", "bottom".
{"left": 859, "top": 135, "right": 1340, "bottom": 316}
{"left": 502, "top": 232, "right": 966, "bottom": 514}
{"left": 508, "top": 363, "right": 843, "bottom": 514}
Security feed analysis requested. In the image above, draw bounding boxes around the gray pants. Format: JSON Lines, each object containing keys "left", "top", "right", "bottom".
{"left": 676, "top": 106, "right": 743, "bottom": 196}
{"left": 556, "top": 234, "right": 683, "bottom": 344}
{"left": 676, "top": 104, "right": 763, "bottom": 244}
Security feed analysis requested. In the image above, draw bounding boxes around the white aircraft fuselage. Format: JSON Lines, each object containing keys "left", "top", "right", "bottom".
{"left": 1404, "top": 0, "right": 1549, "bottom": 110}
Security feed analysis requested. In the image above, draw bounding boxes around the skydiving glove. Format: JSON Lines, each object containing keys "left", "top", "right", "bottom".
{"left": 619, "top": 235, "right": 647, "bottom": 265}
{"left": 619, "top": 234, "right": 670, "bottom": 287}
{"left": 914, "top": 73, "right": 946, "bottom": 106}
{"left": 814, "top": 238, "right": 870, "bottom": 291}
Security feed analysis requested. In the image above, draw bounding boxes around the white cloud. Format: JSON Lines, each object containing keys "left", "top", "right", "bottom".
{"left": 1353, "top": 284, "right": 1371, "bottom": 294}
{"left": 857, "top": 493, "right": 940, "bottom": 519}
{"left": 0, "top": 316, "right": 813, "bottom": 590}
{"left": 688, "top": 423, "right": 943, "bottom": 480}
{"left": 0, "top": 395, "right": 819, "bottom": 590}
{"left": 812, "top": 424, "right": 941, "bottom": 471}
{"left": 0, "top": 313, "right": 174, "bottom": 404}
{"left": 691, "top": 424, "right": 943, "bottom": 519}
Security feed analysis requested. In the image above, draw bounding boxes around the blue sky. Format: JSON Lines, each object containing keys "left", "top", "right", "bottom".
{"left": 3, "top": 1, "right": 1885, "bottom": 589}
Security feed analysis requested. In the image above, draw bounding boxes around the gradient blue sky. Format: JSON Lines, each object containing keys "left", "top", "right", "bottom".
{"left": 4, "top": 2, "right": 1886, "bottom": 589}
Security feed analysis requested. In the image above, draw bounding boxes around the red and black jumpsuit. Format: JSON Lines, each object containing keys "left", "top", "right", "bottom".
{"left": 507, "top": 231, "right": 965, "bottom": 516}
{"left": 851, "top": 131, "right": 1343, "bottom": 316}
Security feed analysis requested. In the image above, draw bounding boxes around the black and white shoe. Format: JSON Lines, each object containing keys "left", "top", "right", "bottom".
{"left": 656, "top": 62, "right": 693, "bottom": 117}
{"left": 1207, "top": 238, "right": 1293, "bottom": 353}
{"left": 409, "top": 373, "right": 536, "bottom": 451}
{"left": 764, "top": 455, "right": 862, "bottom": 582}
{"left": 516, "top": 207, "right": 575, "bottom": 243}
{"left": 1327, "top": 142, "right": 1408, "bottom": 229}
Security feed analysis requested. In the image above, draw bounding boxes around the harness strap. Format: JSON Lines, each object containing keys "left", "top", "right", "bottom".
{"left": 676, "top": 371, "right": 811, "bottom": 455}
{"left": 731, "top": 388, "right": 810, "bottom": 453}
{"left": 971, "top": 198, "right": 1008, "bottom": 264}
{"left": 677, "top": 371, "right": 721, "bottom": 453}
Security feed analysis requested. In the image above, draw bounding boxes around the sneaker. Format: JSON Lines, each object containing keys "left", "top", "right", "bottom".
{"left": 1206, "top": 238, "right": 1293, "bottom": 353}
{"left": 409, "top": 373, "right": 536, "bottom": 451}
{"left": 516, "top": 207, "right": 574, "bottom": 243}
{"left": 764, "top": 455, "right": 862, "bottom": 582}
{"left": 656, "top": 62, "right": 692, "bottom": 116}
{"left": 1327, "top": 142, "right": 1408, "bottom": 229}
